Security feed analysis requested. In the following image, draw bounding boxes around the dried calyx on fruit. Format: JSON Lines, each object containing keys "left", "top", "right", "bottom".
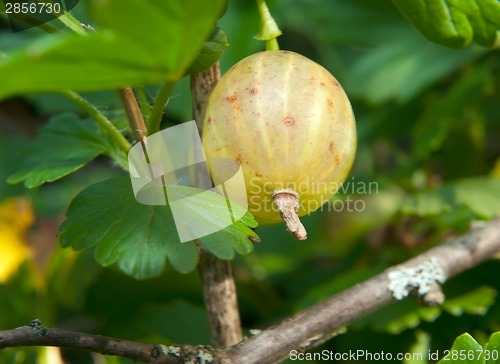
{"left": 203, "top": 50, "right": 356, "bottom": 240}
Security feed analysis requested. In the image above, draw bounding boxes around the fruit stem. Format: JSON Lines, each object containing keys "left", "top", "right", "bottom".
{"left": 273, "top": 189, "right": 307, "bottom": 240}
{"left": 255, "top": 0, "right": 282, "bottom": 50}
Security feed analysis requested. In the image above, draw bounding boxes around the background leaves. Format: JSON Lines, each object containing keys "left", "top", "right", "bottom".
{"left": 392, "top": 0, "right": 500, "bottom": 48}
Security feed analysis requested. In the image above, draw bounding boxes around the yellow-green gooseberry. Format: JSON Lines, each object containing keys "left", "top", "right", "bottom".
{"left": 202, "top": 50, "right": 356, "bottom": 240}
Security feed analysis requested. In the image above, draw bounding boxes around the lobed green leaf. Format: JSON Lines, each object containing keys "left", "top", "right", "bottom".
{"left": 57, "top": 177, "right": 258, "bottom": 279}
{"left": 7, "top": 112, "right": 127, "bottom": 188}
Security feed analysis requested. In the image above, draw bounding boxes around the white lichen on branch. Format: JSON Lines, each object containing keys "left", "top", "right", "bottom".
{"left": 388, "top": 257, "right": 446, "bottom": 300}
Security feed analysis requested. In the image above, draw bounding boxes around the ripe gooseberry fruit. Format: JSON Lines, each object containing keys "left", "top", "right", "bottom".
{"left": 202, "top": 51, "right": 356, "bottom": 240}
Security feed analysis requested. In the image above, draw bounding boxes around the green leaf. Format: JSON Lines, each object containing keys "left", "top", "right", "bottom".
{"left": 187, "top": 27, "right": 229, "bottom": 74}
{"left": 57, "top": 178, "right": 258, "bottom": 279}
{"left": 57, "top": 177, "right": 198, "bottom": 278}
{"left": 484, "top": 332, "right": 500, "bottom": 364}
{"left": 443, "top": 286, "right": 497, "bottom": 316}
{"left": 454, "top": 179, "right": 500, "bottom": 218}
{"left": 412, "top": 65, "right": 491, "bottom": 158}
{"left": 357, "top": 286, "right": 496, "bottom": 335}
{"left": 438, "top": 333, "right": 483, "bottom": 364}
{"left": 7, "top": 112, "right": 126, "bottom": 188}
{"left": 164, "top": 185, "right": 257, "bottom": 259}
{"left": 0, "top": 0, "right": 226, "bottom": 99}
{"left": 392, "top": 0, "right": 500, "bottom": 48}
{"left": 401, "top": 177, "right": 500, "bottom": 218}
{"left": 401, "top": 185, "right": 456, "bottom": 216}
{"left": 344, "top": 34, "right": 484, "bottom": 103}
{"left": 199, "top": 219, "right": 257, "bottom": 259}
{"left": 437, "top": 331, "right": 500, "bottom": 364}
{"left": 355, "top": 297, "right": 442, "bottom": 334}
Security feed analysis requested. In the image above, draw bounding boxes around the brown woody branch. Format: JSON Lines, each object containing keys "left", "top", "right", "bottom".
{"left": 223, "top": 219, "right": 500, "bottom": 364}
{"left": 191, "top": 62, "right": 244, "bottom": 348}
{"left": 0, "top": 325, "right": 224, "bottom": 364}
{"left": 1, "top": 219, "right": 499, "bottom": 363}
{"left": 191, "top": 62, "right": 220, "bottom": 130}
{"left": 199, "top": 251, "right": 243, "bottom": 348}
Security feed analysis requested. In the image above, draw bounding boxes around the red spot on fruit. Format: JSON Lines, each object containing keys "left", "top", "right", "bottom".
{"left": 207, "top": 116, "right": 213, "bottom": 124}
{"left": 226, "top": 93, "right": 237, "bottom": 103}
{"left": 327, "top": 99, "right": 334, "bottom": 107}
{"left": 329, "top": 142, "right": 334, "bottom": 152}
{"left": 248, "top": 88, "right": 258, "bottom": 95}
{"left": 215, "top": 147, "right": 221, "bottom": 152}
{"left": 335, "top": 156, "right": 340, "bottom": 164}
{"left": 283, "top": 114, "right": 296, "bottom": 127}
{"left": 320, "top": 82, "right": 326, "bottom": 87}
{"left": 255, "top": 172, "right": 263, "bottom": 177}
{"left": 334, "top": 81, "right": 340, "bottom": 87}
{"left": 235, "top": 154, "right": 242, "bottom": 164}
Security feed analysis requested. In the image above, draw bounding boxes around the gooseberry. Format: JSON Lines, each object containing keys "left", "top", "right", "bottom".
{"left": 203, "top": 50, "right": 356, "bottom": 240}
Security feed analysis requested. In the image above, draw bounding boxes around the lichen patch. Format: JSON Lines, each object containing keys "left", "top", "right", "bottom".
{"left": 388, "top": 257, "right": 446, "bottom": 300}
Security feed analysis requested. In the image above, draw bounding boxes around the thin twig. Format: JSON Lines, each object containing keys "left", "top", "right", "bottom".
{"left": 56, "top": 11, "right": 87, "bottom": 35}
{"left": 192, "top": 63, "right": 244, "bottom": 347}
{"left": 0, "top": 325, "right": 224, "bottom": 364}
{"left": 148, "top": 81, "right": 176, "bottom": 135}
{"left": 119, "top": 88, "right": 148, "bottom": 146}
{"left": 62, "top": 90, "right": 131, "bottom": 153}
{"left": 135, "top": 86, "right": 152, "bottom": 122}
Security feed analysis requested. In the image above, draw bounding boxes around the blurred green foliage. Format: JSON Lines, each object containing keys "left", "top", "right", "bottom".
{"left": 0, "top": 0, "right": 500, "bottom": 363}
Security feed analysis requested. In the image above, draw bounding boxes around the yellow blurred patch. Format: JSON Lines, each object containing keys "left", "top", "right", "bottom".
{"left": 0, "top": 197, "right": 34, "bottom": 283}
{"left": 491, "top": 158, "right": 500, "bottom": 177}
